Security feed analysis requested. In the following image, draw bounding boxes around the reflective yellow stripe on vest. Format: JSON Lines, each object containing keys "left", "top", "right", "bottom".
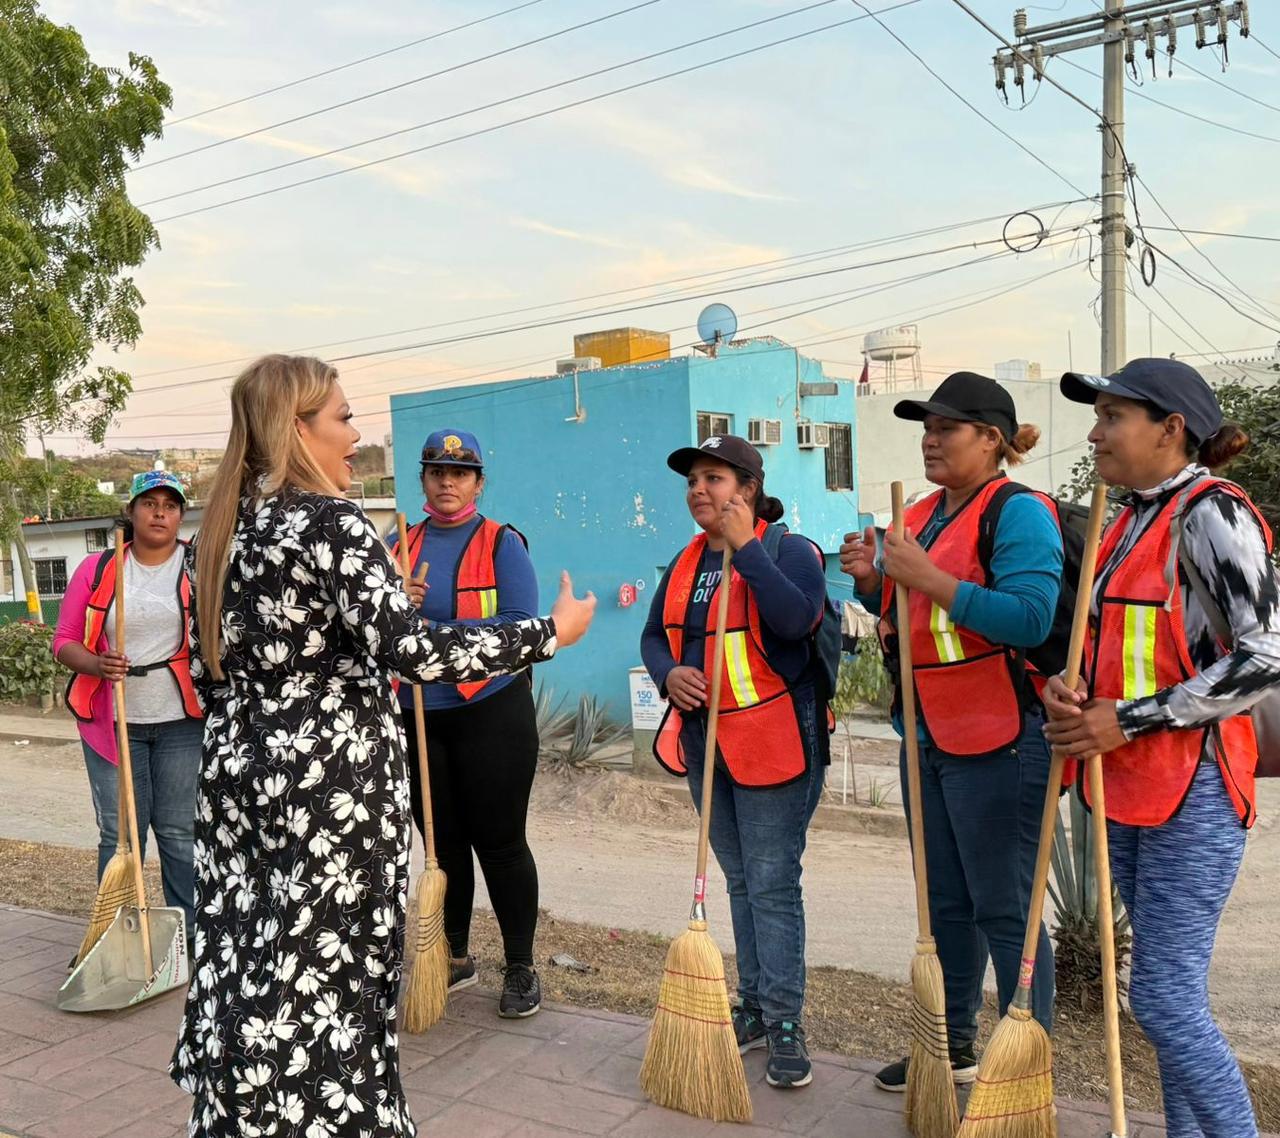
{"left": 724, "top": 631, "right": 760, "bottom": 708}
{"left": 930, "top": 603, "right": 965, "bottom": 664}
{"left": 477, "top": 588, "right": 498, "bottom": 618}
{"left": 1122, "top": 604, "right": 1159, "bottom": 700}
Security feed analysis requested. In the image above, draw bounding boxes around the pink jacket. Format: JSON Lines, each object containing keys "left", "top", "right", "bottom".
{"left": 53, "top": 555, "right": 119, "bottom": 765}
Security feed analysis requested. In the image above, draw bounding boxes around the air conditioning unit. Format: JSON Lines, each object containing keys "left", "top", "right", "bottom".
{"left": 796, "top": 421, "right": 831, "bottom": 448}
{"left": 556, "top": 356, "right": 602, "bottom": 374}
{"left": 747, "top": 418, "right": 782, "bottom": 446}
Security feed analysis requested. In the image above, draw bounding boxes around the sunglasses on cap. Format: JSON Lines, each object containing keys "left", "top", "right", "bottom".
{"left": 420, "top": 446, "right": 481, "bottom": 465}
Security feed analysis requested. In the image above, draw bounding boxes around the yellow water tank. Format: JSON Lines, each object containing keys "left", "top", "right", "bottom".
{"left": 573, "top": 328, "right": 670, "bottom": 368}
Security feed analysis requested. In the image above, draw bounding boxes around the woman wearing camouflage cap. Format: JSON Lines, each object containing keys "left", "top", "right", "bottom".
{"left": 53, "top": 469, "right": 202, "bottom": 944}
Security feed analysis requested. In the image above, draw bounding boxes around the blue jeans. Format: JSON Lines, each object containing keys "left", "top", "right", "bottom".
{"left": 682, "top": 685, "right": 826, "bottom": 1025}
{"left": 899, "top": 706, "right": 1055, "bottom": 1048}
{"left": 1109, "top": 763, "right": 1256, "bottom": 1138}
{"left": 83, "top": 717, "right": 202, "bottom": 941}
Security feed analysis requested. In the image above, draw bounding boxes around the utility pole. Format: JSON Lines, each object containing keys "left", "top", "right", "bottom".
{"left": 991, "top": 1, "right": 1251, "bottom": 374}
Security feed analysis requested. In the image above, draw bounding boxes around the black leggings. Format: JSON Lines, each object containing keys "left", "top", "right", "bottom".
{"left": 401, "top": 677, "right": 540, "bottom": 966}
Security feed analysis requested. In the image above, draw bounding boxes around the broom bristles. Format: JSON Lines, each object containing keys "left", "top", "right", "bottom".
{"left": 74, "top": 851, "right": 134, "bottom": 966}
{"left": 905, "top": 942, "right": 960, "bottom": 1138}
{"left": 639, "top": 921, "right": 753, "bottom": 1123}
{"left": 957, "top": 1006, "right": 1055, "bottom": 1138}
{"left": 401, "top": 863, "right": 448, "bottom": 1034}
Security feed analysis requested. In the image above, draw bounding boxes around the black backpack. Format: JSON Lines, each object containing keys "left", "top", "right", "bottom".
{"left": 976, "top": 482, "right": 1089, "bottom": 679}
{"left": 759, "top": 524, "right": 843, "bottom": 703}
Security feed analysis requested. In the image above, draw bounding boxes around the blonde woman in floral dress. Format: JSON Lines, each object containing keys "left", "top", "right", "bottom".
{"left": 169, "top": 355, "right": 595, "bottom": 1137}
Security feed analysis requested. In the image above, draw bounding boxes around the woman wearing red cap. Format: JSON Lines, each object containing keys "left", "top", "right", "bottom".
{"left": 53, "top": 469, "right": 202, "bottom": 945}
{"left": 1045, "top": 358, "right": 1280, "bottom": 1137}
{"left": 839, "top": 371, "right": 1062, "bottom": 1091}
{"left": 641, "top": 434, "right": 832, "bottom": 1091}
{"left": 390, "top": 427, "right": 545, "bottom": 1018}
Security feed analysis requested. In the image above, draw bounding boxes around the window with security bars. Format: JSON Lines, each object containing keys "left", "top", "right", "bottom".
{"left": 86, "top": 528, "right": 110, "bottom": 552}
{"left": 696, "top": 412, "right": 732, "bottom": 443}
{"left": 824, "top": 423, "right": 853, "bottom": 491}
{"left": 34, "top": 558, "right": 68, "bottom": 597}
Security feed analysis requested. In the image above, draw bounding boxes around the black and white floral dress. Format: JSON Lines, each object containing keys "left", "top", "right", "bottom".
{"left": 170, "top": 491, "right": 557, "bottom": 1137}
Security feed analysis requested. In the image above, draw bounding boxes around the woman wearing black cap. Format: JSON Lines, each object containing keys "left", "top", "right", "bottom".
{"left": 641, "top": 434, "right": 831, "bottom": 1090}
{"left": 389, "top": 427, "right": 546, "bottom": 1019}
{"left": 838, "top": 372, "right": 1063, "bottom": 1090}
{"left": 1045, "top": 358, "right": 1280, "bottom": 1137}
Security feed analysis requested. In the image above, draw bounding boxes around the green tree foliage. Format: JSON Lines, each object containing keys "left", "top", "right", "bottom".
{"left": 0, "top": 0, "right": 171, "bottom": 538}
{"left": 11, "top": 451, "right": 119, "bottom": 520}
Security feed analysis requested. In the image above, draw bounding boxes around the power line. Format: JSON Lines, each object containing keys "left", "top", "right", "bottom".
{"left": 149, "top": 2, "right": 922, "bottom": 224}
{"left": 164, "top": 0, "right": 551, "bottom": 127}
{"left": 138, "top": 0, "right": 664, "bottom": 168}
{"left": 1249, "top": 34, "right": 1280, "bottom": 66}
{"left": 1141, "top": 226, "right": 1280, "bottom": 244}
{"left": 848, "top": 0, "right": 1089, "bottom": 197}
{"left": 1145, "top": 237, "right": 1280, "bottom": 336}
{"left": 1167, "top": 50, "right": 1280, "bottom": 118}
{"left": 138, "top": 0, "right": 847, "bottom": 207}
{"left": 129, "top": 196, "right": 1089, "bottom": 382}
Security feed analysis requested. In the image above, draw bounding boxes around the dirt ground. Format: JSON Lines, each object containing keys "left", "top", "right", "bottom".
{"left": 4, "top": 836, "right": 1278, "bottom": 1129}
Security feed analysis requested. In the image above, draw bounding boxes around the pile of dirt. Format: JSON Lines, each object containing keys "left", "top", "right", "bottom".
{"left": 530, "top": 768, "right": 693, "bottom": 827}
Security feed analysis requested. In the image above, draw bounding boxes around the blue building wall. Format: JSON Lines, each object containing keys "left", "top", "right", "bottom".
{"left": 390, "top": 340, "right": 861, "bottom": 718}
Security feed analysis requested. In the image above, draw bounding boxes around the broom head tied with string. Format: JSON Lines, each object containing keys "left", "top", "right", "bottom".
{"left": 401, "top": 858, "right": 448, "bottom": 1034}
{"left": 906, "top": 939, "right": 961, "bottom": 1138}
{"left": 956, "top": 1004, "right": 1055, "bottom": 1138}
{"left": 639, "top": 920, "right": 753, "bottom": 1123}
{"left": 74, "top": 850, "right": 133, "bottom": 965}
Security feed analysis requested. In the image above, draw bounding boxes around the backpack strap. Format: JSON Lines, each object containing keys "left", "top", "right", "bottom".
{"left": 1168, "top": 477, "right": 1234, "bottom": 642}
{"left": 976, "top": 480, "right": 1033, "bottom": 582}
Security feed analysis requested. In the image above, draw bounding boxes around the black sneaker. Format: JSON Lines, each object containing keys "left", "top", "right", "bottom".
{"left": 873, "top": 1043, "right": 979, "bottom": 1092}
{"left": 499, "top": 963, "right": 541, "bottom": 1018}
{"left": 448, "top": 956, "right": 478, "bottom": 993}
{"left": 732, "top": 1003, "right": 767, "bottom": 1054}
{"left": 765, "top": 1020, "right": 812, "bottom": 1088}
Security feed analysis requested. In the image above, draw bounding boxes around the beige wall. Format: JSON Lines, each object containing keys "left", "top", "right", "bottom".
{"left": 854, "top": 378, "right": 1098, "bottom": 523}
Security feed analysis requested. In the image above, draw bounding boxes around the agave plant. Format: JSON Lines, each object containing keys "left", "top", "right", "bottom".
{"left": 533, "top": 681, "right": 573, "bottom": 744}
{"left": 538, "top": 691, "right": 626, "bottom": 772}
{"left": 1047, "top": 790, "right": 1132, "bottom": 1011}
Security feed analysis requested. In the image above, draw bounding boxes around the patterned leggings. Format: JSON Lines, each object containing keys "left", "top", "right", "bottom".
{"left": 1108, "top": 763, "right": 1257, "bottom": 1138}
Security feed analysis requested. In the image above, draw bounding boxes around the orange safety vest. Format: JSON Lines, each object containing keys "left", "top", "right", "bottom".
{"left": 653, "top": 521, "right": 809, "bottom": 789}
{"left": 879, "top": 477, "right": 1026, "bottom": 757}
{"left": 65, "top": 544, "right": 202, "bottom": 724}
{"left": 1083, "top": 478, "right": 1270, "bottom": 828}
{"left": 393, "top": 517, "right": 523, "bottom": 701}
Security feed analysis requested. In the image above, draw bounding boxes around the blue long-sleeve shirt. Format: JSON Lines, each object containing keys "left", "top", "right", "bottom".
{"left": 857, "top": 490, "right": 1063, "bottom": 739}
{"left": 398, "top": 517, "right": 539, "bottom": 711}
{"left": 641, "top": 533, "right": 828, "bottom": 695}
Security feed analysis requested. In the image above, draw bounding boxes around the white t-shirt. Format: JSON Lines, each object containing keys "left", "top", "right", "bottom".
{"left": 104, "top": 545, "right": 187, "bottom": 724}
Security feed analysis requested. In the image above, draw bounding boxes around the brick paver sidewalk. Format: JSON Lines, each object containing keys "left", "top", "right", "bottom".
{"left": 0, "top": 905, "right": 1194, "bottom": 1137}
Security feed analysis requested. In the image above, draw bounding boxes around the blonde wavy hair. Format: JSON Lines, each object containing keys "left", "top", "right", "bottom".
{"left": 195, "top": 354, "right": 339, "bottom": 679}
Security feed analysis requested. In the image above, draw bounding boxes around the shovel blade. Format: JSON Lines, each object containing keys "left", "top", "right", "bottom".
{"left": 56, "top": 906, "right": 188, "bottom": 1013}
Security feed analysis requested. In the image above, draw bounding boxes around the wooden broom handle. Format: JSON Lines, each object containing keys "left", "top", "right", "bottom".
{"left": 693, "top": 544, "right": 734, "bottom": 900}
{"left": 1016, "top": 481, "right": 1110, "bottom": 984}
{"left": 396, "top": 514, "right": 438, "bottom": 862}
{"left": 114, "top": 528, "right": 153, "bottom": 974}
{"left": 1090, "top": 755, "right": 1127, "bottom": 1135}
{"left": 891, "top": 484, "right": 932, "bottom": 936}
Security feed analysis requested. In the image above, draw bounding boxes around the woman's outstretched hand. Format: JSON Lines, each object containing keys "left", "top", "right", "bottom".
{"left": 550, "top": 571, "right": 596, "bottom": 647}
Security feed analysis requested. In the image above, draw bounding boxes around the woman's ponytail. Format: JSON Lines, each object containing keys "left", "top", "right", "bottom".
{"left": 1196, "top": 422, "right": 1249, "bottom": 470}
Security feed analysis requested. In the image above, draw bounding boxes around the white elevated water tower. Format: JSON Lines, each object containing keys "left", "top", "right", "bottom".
{"left": 862, "top": 324, "right": 923, "bottom": 392}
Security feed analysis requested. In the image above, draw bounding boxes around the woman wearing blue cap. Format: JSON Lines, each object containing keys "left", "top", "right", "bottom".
{"left": 1045, "top": 358, "right": 1280, "bottom": 1137}
{"left": 642, "top": 434, "right": 832, "bottom": 1090}
{"left": 838, "top": 372, "right": 1062, "bottom": 1091}
{"left": 391, "top": 428, "right": 545, "bottom": 1018}
{"left": 53, "top": 470, "right": 202, "bottom": 943}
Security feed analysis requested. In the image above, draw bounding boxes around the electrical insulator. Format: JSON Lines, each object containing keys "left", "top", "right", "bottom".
{"left": 1032, "top": 42, "right": 1045, "bottom": 80}
{"left": 1166, "top": 16, "right": 1177, "bottom": 75}
{"left": 1124, "top": 25, "right": 1136, "bottom": 66}
{"left": 1217, "top": 5, "right": 1229, "bottom": 45}
{"left": 994, "top": 54, "right": 1009, "bottom": 101}
{"left": 1014, "top": 8, "right": 1027, "bottom": 37}
{"left": 1013, "top": 52, "right": 1026, "bottom": 96}
{"left": 1194, "top": 8, "right": 1207, "bottom": 49}
{"left": 1145, "top": 21, "right": 1158, "bottom": 76}
{"left": 1240, "top": 1, "right": 1250, "bottom": 38}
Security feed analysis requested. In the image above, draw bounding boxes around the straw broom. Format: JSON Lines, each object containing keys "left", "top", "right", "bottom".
{"left": 891, "top": 482, "right": 959, "bottom": 1138}
{"left": 957, "top": 480, "right": 1110, "bottom": 1138}
{"left": 74, "top": 528, "right": 147, "bottom": 966}
{"left": 396, "top": 513, "right": 450, "bottom": 1034}
{"left": 639, "top": 543, "right": 753, "bottom": 1124}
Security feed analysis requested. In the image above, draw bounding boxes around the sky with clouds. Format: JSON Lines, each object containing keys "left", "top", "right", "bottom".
{"left": 35, "top": 0, "right": 1280, "bottom": 454}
